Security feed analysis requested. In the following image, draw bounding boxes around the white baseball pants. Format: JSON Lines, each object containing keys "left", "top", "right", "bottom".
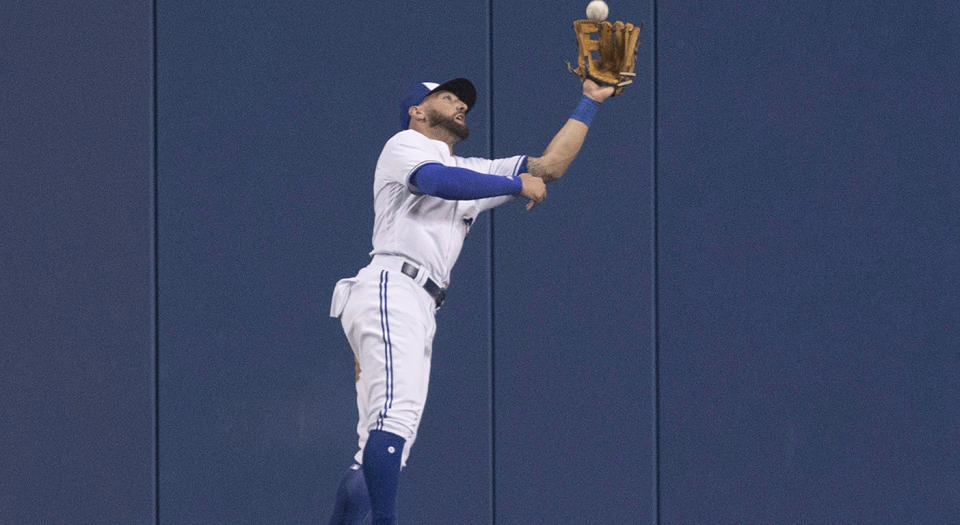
{"left": 331, "top": 256, "right": 438, "bottom": 467}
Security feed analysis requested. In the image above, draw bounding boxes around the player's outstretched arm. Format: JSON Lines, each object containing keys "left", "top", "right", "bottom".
{"left": 411, "top": 163, "right": 545, "bottom": 209}
{"left": 527, "top": 79, "right": 615, "bottom": 183}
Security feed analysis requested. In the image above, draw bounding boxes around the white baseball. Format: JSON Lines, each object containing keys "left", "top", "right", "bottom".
{"left": 586, "top": 0, "right": 608, "bottom": 21}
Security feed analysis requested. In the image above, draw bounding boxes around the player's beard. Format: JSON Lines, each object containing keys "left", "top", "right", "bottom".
{"left": 426, "top": 109, "right": 469, "bottom": 141}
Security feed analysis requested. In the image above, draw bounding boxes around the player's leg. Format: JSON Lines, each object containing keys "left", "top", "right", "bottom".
{"left": 327, "top": 463, "right": 369, "bottom": 525}
{"left": 328, "top": 357, "right": 374, "bottom": 524}
{"left": 344, "top": 268, "right": 435, "bottom": 525}
{"left": 362, "top": 430, "right": 405, "bottom": 525}
{"left": 330, "top": 278, "right": 377, "bottom": 524}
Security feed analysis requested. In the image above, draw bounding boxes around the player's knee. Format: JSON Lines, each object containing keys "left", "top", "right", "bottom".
{"left": 370, "top": 411, "right": 422, "bottom": 443}
{"left": 367, "top": 398, "right": 424, "bottom": 439}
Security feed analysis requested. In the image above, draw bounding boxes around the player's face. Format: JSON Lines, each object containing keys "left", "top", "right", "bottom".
{"left": 423, "top": 91, "right": 469, "bottom": 141}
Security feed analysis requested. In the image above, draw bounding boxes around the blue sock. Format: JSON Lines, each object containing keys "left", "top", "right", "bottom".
{"left": 362, "top": 430, "right": 406, "bottom": 525}
{"left": 328, "top": 464, "right": 369, "bottom": 525}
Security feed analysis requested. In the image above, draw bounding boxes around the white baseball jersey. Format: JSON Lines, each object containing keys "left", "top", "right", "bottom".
{"left": 370, "top": 129, "right": 526, "bottom": 288}
{"left": 330, "top": 129, "right": 526, "bottom": 467}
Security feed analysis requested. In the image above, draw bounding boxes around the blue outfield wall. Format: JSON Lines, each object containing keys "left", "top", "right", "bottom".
{"left": 490, "top": 1, "right": 653, "bottom": 523}
{"left": 2, "top": 1, "right": 959, "bottom": 523}
{"left": 657, "top": 2, "right": 960, "bottom": 523}
{"left": 0, "top": 2, "right": 155, "bottom": 524}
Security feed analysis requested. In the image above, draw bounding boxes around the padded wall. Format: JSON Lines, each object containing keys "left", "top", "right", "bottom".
{"left": 657, "top": 2, "right": 960, "bottom": 522}
{"left": 0, "top": 2, "right": 155, "bottom": 523}
{"left": 491, "top": 1, "right": 654, "bottom": 523}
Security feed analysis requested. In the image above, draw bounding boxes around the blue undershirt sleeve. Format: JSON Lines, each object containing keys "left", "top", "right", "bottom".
{"left": 410, "top": 163, "right": 523, "bottom": 200}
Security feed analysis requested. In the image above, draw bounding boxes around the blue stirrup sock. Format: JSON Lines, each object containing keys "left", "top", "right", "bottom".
{"left": 362, "top": 430, "right": 406, "bottom": 525}
{"left": 328, "top": 464, "right": 370, "bottom": 525}
{"left": 570, "top": 94, "right": 600, "bottom": 126}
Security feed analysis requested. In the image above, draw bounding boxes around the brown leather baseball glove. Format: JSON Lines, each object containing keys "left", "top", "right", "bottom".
{"left": 568, "top": 20, "right": 642, "bottom": 96}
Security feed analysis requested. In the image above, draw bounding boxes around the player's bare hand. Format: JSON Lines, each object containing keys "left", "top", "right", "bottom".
{"left": 519, "top": 173, "right": 546, "bottom": 210}
{"left": 583, "top": 78, "right": 615, "bottom": 103}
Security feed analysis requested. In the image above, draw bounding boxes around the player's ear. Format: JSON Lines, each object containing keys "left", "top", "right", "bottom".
{"left": 409, "top": 105, "right": 425, "bottom": 124}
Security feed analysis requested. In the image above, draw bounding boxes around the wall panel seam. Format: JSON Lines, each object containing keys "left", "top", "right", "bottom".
{"left": 487, "top": 0, "right": 497, "bottom": 523}
{"left": 151, "top": 0, "right": 160, "bottom": 522}
{"left": 650, "top": 0, "right": 660, "bottom": 523}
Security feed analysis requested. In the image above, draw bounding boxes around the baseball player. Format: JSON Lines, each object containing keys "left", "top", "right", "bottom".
{"left": 325, "top": 74, "right": 615, "bottom": 524}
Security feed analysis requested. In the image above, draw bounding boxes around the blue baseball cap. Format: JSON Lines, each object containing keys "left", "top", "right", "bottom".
{"left": 399, "top": 77, "right": 477, "bottom": 130}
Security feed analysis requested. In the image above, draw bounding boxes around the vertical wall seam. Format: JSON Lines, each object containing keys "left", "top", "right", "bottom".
{"left": 487, "top": 1, "right": 496, "bottom": 523}
{"left": 650, "top": 0, "right": 660, "bottom": 523}
{"left": 151, "top": 0, "right": 160, "bottom": 522}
